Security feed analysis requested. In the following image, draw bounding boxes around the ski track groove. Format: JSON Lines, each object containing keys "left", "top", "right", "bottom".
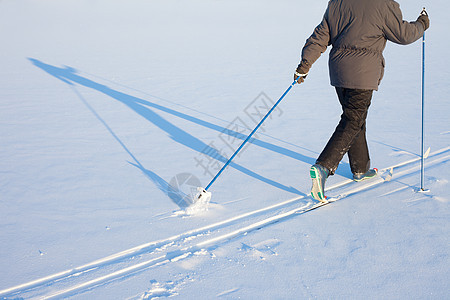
{"left": 1, "top": 147, "right": 449, "bottom": 299}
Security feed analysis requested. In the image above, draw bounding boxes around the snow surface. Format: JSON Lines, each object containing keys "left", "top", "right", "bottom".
{"left": 0, "top": 0, "right": 449, "bottom": 299}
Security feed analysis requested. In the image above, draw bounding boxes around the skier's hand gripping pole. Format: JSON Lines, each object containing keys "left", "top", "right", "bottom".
{"left": 417, "top": 7, "right": 429, "bottom": 31}
{"left": 294, "top": 60, "right": 310, "bottom": 84}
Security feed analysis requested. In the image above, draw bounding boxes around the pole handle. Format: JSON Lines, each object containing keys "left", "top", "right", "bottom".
{"left": 421, "top": 7, "right": 428, "bottom": 16}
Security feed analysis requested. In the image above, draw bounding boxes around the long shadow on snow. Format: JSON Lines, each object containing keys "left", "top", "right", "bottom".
{"left": 28, "top": 58, "right": 321, "bottom": 195}
{"left": 65, "top": 83, "right": 196, "bottom": 208}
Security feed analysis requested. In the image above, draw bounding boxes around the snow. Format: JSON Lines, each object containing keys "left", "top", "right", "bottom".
{"left": 0, "top": 0, "right": 449, "bottom": 299}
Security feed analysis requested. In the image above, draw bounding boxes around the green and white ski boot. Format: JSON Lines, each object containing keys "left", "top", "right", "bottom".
{"left": 353, "top": 168, "right": 378, "bottom": 182}
{"left": 310, "top": 164, "right": 329, "bottom": 202}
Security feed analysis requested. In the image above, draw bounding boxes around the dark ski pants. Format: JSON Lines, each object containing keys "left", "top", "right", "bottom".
{"left": 316, "top": 87, "right": 373, "bottom": 175}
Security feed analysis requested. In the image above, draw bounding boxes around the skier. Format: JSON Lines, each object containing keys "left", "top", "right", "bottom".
{"left": 294, "top": 0, "right": 430, "bottom": 202}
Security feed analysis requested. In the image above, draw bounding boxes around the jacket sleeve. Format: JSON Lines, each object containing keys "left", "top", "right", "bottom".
{"left": 301, "top": 12, "right": 331, "bottom": 64}
{"left": 382, "top": 0, "right": 424, "bottom": 45}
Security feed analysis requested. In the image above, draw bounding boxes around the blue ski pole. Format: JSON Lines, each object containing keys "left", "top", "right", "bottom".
{"left": 420, "top": 7, "right": 427, "bottom": 191}
{"left": 197, "top": 79, "right": 299, "bottom": 201}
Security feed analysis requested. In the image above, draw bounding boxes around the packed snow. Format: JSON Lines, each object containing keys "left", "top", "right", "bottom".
{"left": 0, "top": 0, "right": 448, "bottom": 299}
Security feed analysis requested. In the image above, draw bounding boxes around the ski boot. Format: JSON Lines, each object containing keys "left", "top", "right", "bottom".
{"left": 353, "top": 168, "right": 378, "bottom": 182}
{"left": 310, "top": 164, "right": 330, "bottom": 202}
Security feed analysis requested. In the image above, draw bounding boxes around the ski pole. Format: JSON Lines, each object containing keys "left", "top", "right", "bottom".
{"left": 420, "top": 7, "right": 427, "bottom": 191}
{"left": 198, "top": 79, "right": 299, "bottom": 198}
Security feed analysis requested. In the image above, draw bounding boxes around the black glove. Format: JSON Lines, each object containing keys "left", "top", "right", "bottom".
{"left": 294, "top": 60, "right": 310, "bottom": 84}
{"left": 417, "top": 8, "right": 429, "bottom": 31}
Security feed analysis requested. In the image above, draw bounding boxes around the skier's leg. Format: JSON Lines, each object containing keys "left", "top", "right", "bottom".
{"left": 316, "top": 88, "right": 373, "bottom": 175}
{"left": 348, "top": 123, "right": 378, "bottom": 180}
{"left": 347, "top": 122, "right": 370, "bottom": 174}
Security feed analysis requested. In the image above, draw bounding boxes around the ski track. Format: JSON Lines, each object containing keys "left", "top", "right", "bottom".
{"left": 1, "top": 147, "right": 449, "bottom": 299}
